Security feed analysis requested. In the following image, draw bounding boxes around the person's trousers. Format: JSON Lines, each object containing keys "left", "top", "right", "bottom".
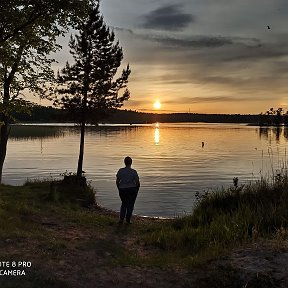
{"left": 119, "top": 187, "right": 138, "bottom": 222}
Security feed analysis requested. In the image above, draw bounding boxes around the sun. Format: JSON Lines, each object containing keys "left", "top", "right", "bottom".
{"left": 153, "top": 101, "right": 161, "bottom": 109}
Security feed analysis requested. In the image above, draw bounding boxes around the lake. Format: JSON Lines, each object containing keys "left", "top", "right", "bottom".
{"left": 3, "top": 123, "right": 288, "bottom": 217}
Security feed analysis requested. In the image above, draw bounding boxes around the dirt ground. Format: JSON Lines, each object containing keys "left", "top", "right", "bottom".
{"left": 1, "top": 206, "right": 288, "bottom": 288}
{"left": 218, "top": 242, "right": 288, "bottom": 288}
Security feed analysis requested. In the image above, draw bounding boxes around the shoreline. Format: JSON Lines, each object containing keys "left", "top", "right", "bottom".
{"left": 93, "top": 203, "right": 173, "bottom": 221}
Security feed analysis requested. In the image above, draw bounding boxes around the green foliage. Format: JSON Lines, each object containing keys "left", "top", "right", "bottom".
{"left": 0, "top": 0, "right": 92, "bottom": 104}
{"left": 0, "top": 0, "right": 91, "bottom": 44}
{"left": 0, "top": 22, "right": 58, "bottom": 106}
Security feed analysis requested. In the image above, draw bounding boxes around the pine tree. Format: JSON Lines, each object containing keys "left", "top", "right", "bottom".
{"left": 53, "top": 2, "right": 131, "bottom": 179}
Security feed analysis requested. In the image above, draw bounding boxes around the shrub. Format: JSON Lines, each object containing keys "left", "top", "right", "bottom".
{"left": 144, "top": 174, "right": 288, "bottom": 260}
{"left": 49, "top": 178, "right": 95, "bottom": 207}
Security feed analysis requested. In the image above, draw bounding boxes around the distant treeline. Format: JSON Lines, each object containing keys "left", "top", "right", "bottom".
{"left": 258, "top": 108, "right": 288, "bottom": 126}
{"left": 107, "top": 110, "right": 262, "bottom": 124}
{"left": 13, "top": 105, "right": 69, "bottom": 123}
{"left": 14, "top": 105, "right": 265, "bottom": 124}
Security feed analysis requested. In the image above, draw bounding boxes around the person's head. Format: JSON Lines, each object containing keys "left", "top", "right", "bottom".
{"left": 124, "top": 156, "right": 132, "bottom": 167}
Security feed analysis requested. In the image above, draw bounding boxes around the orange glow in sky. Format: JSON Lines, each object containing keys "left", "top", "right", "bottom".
{"left": 26, "top": 1, "right": 288, "bottom": 116}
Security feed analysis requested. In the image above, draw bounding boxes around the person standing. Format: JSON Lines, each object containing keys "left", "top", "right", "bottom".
{"left": 116, "top": 156, "right": 140, "bottom": 224}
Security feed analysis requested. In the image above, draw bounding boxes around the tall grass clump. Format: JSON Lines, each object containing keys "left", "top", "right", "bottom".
{"left": 144, "top": 172, "right": 288, "bottom": 262}
{"left": 23, "top": 177, "right": 96, "bottom": 207}
{"left": 48, "top": 179, "right": 96, "bottom": 207}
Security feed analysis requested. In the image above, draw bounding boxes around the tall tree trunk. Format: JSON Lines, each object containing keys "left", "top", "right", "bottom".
{"left": 0, "top": 44, "right": 25, "bottom": 183}
{"left": 0, "top": 118, "right": 8, "bottom": 183}
{"left": 76, "top": 117, "right": 85, "bottom": 178}
{"left": 0, "top": 82, "right": 10, "bottom": 184}
{"left": 76, "top": 91, "right": 88, "bottom": 179}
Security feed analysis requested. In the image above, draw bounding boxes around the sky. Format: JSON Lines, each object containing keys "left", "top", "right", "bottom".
{"left": 51, "top": 0, "right": 288, "bottom": 114}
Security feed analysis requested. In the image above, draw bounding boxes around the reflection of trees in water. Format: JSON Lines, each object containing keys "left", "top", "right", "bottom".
{"left": 259, "top": 126, "right": 283, "bottom": 143}
{"left": 10, "top": 125, "right": 140, "bottom": 140}
{"left": 82, "top": 125, "right": 139, "bottom": 137}
{"left": 274, "top": 127, "right": 281, "bottom": 143}
{"left": 9, "top": 125, "right": 64, "bottom": 140}
{"left": 284, "top": 128, "right": 288, "bottom": 140}
{"left": 259, "top": 127, "right": 269, "bottom": 140}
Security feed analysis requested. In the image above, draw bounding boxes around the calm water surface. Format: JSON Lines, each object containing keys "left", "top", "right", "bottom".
{"left": 3, "top": 123, "right": 288, "bottom": 217}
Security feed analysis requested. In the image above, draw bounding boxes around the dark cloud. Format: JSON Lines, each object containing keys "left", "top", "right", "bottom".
{"left": 221, "top": 43, "right": 288, "bottom": 62}
{"left": 113, "top": 27, "right": 134, "bottom": 35}
{"left": 139, "top": 31, "right": 288, "bottom": 65}
{"left": 139, "top": 31, "right": 261, "bottom": 51}
{"left": 152, "top": 35, "right": 233, "bottom": 48}
{"left": 142, "top": 4, "right": 194, "bottom": 31}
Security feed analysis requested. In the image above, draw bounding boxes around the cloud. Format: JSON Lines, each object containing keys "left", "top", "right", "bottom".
{"left": 113, "top": 27, "right": 134, "bottom": 35}
{"left": 114, "top": 25, "right": 288, "bottom": 106}
{"left": 125, "top": 99, "right": 147, "bottom": 107}
{"left": 221, "top": 42, "right": 288, "bottom": 62}
{"left": 164, "top": 96, "right": 265, "bottom": 105}
{"left": 136, "top": 31, "right": 288, "bottom": 67}
{"left": 150, "top": 34, "right": 234, "bottom": 48}
{"left": 142, "top": 4, "right": 194, "bottom": 31}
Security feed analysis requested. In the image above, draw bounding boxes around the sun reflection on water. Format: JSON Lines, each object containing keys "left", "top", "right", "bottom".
{"left": 154, "top": 126, "right": 160, "bottom": 145}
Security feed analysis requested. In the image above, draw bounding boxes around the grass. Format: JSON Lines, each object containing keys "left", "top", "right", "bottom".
{"left": 142, "top": 174, "right": 288, "bottom": 265}
{"left": 0, "top": 175, "right": 287, "bottom": 287}
{"left": 0, "top": 180, "right": 120, "bottom": 287}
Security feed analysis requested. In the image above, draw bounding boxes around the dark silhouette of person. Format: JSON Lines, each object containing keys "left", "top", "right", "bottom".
{"left": 116, "top": 156, "right": 140, "bottom": 224}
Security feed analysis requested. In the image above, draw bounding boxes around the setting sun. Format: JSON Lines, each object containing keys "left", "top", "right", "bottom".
{"left": 153, "top": 101, "right": 161, "bottom": 109}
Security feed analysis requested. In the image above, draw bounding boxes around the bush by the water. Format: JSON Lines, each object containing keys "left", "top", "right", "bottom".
{"left": 47, "top": 176, "right": 95, "bottom": 207}
{"left": 144, "top": 174, "right": 288, "bottom": 259}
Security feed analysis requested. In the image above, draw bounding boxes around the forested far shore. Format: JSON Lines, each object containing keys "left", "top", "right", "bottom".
{"left": 12, "top": 104, "right": 266, "bottom": 124}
